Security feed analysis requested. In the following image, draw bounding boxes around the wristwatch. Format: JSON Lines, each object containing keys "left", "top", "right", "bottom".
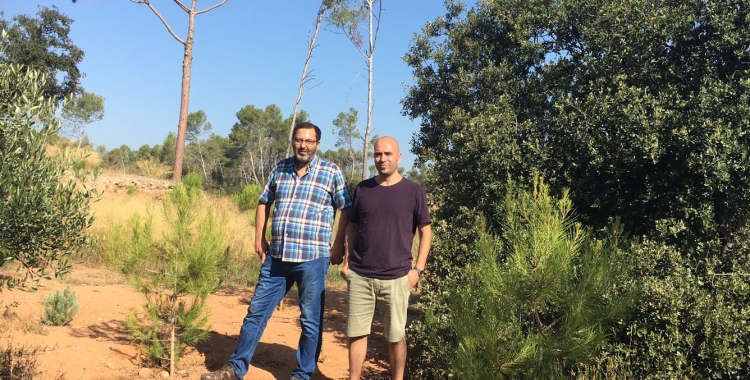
{"left": 413, "top": 267, "right": 424, "bottom": 277}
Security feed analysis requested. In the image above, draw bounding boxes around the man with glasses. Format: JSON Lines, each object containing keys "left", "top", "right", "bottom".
{"left": 202, "top": 122, "right": 352, "bottom": 380}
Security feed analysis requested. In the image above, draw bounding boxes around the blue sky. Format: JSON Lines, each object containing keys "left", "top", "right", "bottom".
{"left": 2, "top": 0, "right": 466, "bottom": 170}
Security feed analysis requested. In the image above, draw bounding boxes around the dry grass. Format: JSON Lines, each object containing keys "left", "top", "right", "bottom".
{"left": 135, "top": 159, "right": 171, "bottom": 178}
{"left": 86, "top": 175, "right": 260, "bottom": 287}
{"left": 45, "top": 144, "right": 102, "bottom": 169}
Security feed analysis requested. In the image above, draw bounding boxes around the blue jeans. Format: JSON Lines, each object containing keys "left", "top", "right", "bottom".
{"left": 227, "top": 256, "right": 329, "bottom": 380}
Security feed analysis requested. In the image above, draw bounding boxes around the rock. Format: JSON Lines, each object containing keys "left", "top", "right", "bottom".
{"left": 138, "top": 367, "right": 153, "bottom": 378}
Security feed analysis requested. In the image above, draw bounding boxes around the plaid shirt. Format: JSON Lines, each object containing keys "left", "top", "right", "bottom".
{"left": 259, "top": 155, "right": 352, "bottom": 262}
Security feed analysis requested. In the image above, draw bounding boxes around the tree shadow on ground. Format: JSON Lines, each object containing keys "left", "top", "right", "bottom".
{"left": 196, "top": 331, "right": 336, "bottom": 380}
{"left": 204, "top": 285, "right": 396, "bottom": 379}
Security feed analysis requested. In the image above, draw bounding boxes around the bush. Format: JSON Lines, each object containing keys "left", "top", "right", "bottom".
{"left": 231, "top": 184, "right": 263, "bottom": 212}
{"left": 0, "top": 343, "right": 43, "bottom": 380}
{"left": 413, "top": 178, "right": 633, "bottom": 379}
{"left": 41, "top": 286, "right": 79, "bottom": 326}
{"left": 0, "top": 31, "right": 99, "bottom": 289}
{"left": 598, "top": 222, "right": 750, "bottom": 379}
{"left": 407, "top": 209, "right": 484, "bottom": 378}
{"left": 105, "top": 209, "right": 157, "bottom": 277}
{"left": 181, "top": 172, "right": 203, "bottom": 191}
{"left": 122, "top": 183, "right": 230, "bottom": 370}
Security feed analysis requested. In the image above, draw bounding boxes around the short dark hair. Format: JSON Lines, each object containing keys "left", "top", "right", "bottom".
{"left": 293, "top": 122, "right": 321, "bottom": 142}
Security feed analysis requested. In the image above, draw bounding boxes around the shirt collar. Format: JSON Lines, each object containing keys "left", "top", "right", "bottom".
{"left": 307, "top": 155, "right": 320, "bottom": 173}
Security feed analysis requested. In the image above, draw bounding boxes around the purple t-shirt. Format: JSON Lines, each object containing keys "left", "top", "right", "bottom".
{"left": 348, "top": 177, "right": 431, "bottom": 279}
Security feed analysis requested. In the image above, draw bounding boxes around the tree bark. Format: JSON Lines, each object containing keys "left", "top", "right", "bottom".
{"left": 173, "top": 1, "right": 196, "bottom": 181}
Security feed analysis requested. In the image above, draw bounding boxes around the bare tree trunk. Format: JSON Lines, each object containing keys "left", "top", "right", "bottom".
{"left": 130, "top": 0, "right": 229, "bottom": 182}
{"left": 286, "top": 2, "right": 327, "bottom": 158}
{"left": 173, "top": 6, "right": 196, "bottom": 181}
{"left": 360, "top": 0, "right": 380, "bottom": 181}
{"left": 170, "top": 303, "right": 176, "bottom": 377}
{"left": 246, "top": 147, "right": 260, "bottom": 185}
{"left": 173, "top": 4, "right": 196, "bottom": 182}
{"left": 258, "top": 133, "right": 266, "bottom": 183}
{"left": 198, "top": 143, "right": 208, "bottom": 182}
{"left": 77, "top": 127, "right": 86, "bottom": 148}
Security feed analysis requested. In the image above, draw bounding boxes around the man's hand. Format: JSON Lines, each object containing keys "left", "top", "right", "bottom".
{"left": 408, "top": 269, "right": 420, "bottom": 289}
{"left": 340, "top": 261, "right": 349, "bottom": 279}
{"left": 255, "top": 238, "right": 268, "bottom": 263}
{"left": 329, "top": 243, "right": 344, "bottom": 265}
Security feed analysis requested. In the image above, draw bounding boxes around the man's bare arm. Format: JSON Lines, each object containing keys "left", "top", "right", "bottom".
{"left": 408, "top": 223, "right": 432, "bottom": 287}
{"left": 255, "top": 202, "right": 271, "bottom": 262}
{"left": 330, "top": 207, "right": 349, "bottom": 265}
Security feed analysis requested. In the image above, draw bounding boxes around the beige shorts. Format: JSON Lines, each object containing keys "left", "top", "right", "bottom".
{"left": 345, "top": 270, "right": 410, "bottom": 342}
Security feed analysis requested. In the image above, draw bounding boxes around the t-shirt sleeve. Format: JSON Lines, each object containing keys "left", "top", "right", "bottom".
{"left": 348, "top": 185, "right": 360, "bottom": 223}
{"left": 414, "top": 184, "right": 431, "bottom": 225}
{"left": 331, "top": 167, "right": 353, "bottom": 210}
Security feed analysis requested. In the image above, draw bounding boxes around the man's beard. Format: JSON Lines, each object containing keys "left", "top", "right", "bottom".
{"left": 295, "top": 152, "right": 314, "bottom": 163}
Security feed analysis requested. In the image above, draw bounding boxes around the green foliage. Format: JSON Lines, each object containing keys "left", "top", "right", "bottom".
{"left": 60, "top": 91, "right": 104, "bottom": 146}
{"left": 181, "top": 171, "right": 203, "bottom": 191}
{"left": 0, "top": 31, "right": 98, "bottom": 290}
{"left": 332, "top": 107, "right": 363, "bottom": 178}
{"left": 413, "top": 179, "right": 632, "bottom": 379}
{"left": 105, "top": 209, "right": 156, "bottom": 277}
{"left": 117, "top": 183, "right": 230, "bottom": 368}
{"left": 404, "top": 0, "right": 750, "bottom": 245}
{"left": 325, "top": 0, "right": 369, "bottom": 48}
{"left": 159, "top": 132, "right": 177, "bottom": 168}
{"left": 225, "top": 104, "right": 308, "bottom": 189}
{"left": 125, "top": 294, "right": 210, "bottom": 367}
{"left": 186, "top": 110, "right": 211, "bottom": 143}
{"left": 408, "top": 210, "right": 491, "bottom": 379}
{"left": 184, "top": 110, "right": 216, "bottom": 186}
{"left": 41, "top": 286, "right": 79, "bottom": 326}
{"left": 231, "top": 184, "right": 263, "bottom": 212}
{"left": 101, "top": 144, "right": 136, "bottom": 171}
{"left": 0, "top": 6, "right": 84, "bottom": 101}
{"left": 405, "top": 1, "right": 750, "bottom": 377}
{"left": 596, "top": 222, "right": 750, "bottom": 379}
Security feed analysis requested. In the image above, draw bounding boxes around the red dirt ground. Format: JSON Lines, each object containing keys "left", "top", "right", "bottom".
{"left": 0, "top": 266, "right": 392, "bottom": 380}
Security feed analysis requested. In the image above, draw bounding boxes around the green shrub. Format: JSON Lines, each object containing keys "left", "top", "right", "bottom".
{"left": 122, "top": 183, "right": 229, "bottom": 370}
{"left": 0, "top": 31, "right": 99, "bottom": 290}
{"left": 417, "top": 178, "right": 632, "bottom": 379}
{"left": 41, "top": 286, "right": 79, "bottom": 326}
{"left": 231, "top": 184, "right": 263, "bottom": 212}
{"left": 125, "top": 294, "right": 210, "bottom": 366}
{"left": 105, "top": 209, "right": 156, "bottom": 277}
{"left": 597, "top": 222, "right": 750, "bottom": 379}
{"left": 181, "top": 172, "right": 203, "bottom": 190}
{"left": 407, "top": 208, "right": 487, "bottom": 379}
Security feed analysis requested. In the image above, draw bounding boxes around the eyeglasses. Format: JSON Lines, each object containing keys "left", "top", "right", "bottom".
{"left": 293, "top": 138, "right": 318, "bottom": 146}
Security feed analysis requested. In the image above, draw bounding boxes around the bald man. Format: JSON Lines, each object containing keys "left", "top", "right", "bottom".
{"left": 341, "top": 136, "right": 432, "bottom": 380}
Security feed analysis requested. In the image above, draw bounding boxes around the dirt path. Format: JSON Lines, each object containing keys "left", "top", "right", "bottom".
{"left": 0, "top": 266, "right": 390, "bottom": 380}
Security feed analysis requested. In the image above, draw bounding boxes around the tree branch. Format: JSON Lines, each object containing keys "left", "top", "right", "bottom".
{"left": 533, "top": 307, "right": 546, "bottom": 337}
{"left": 196, "top": 0, "right": 229, "bottom": 15}
{"left": 172, "top": 0, "right": 190, "bottom": 13}
{"left": 369, "top": 0, "right": 382, "bottom": 55}
{"left": 130, "top": 0, "right": 186, "bottom": 45}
